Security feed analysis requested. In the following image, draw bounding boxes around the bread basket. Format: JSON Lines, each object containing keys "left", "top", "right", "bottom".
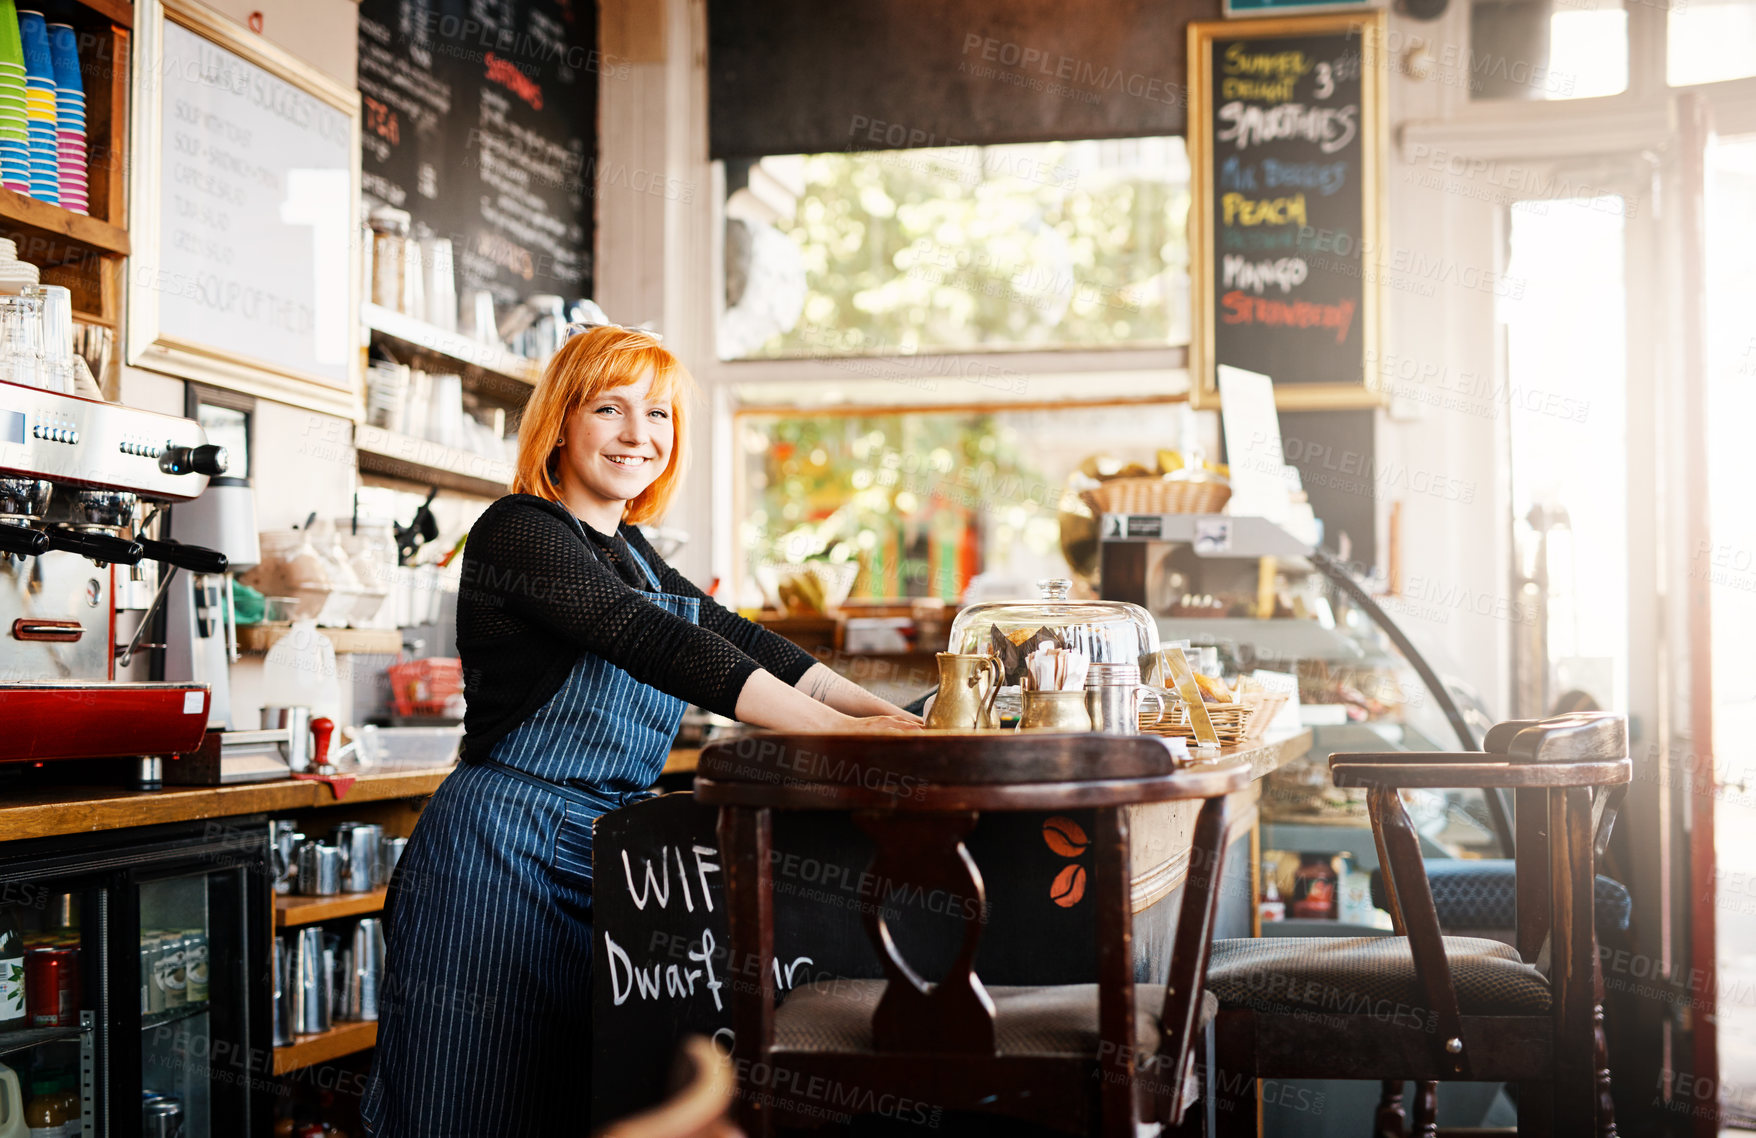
{"left": 1080, "top": 476, "right": 1232, "bottom": 516}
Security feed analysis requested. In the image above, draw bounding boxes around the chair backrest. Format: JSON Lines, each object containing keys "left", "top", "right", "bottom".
{"left": 1483, "top": 712, "right": 1627, "bottom": 762}
{"left": 697, "top": 732, "right": 1249, "bottom": 1080}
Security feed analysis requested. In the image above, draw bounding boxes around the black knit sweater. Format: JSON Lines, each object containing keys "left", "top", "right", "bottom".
{"left": 455, "top": 494, "right": 816, "bottom": 763}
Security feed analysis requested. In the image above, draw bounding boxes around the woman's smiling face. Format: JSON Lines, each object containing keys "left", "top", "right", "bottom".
{"left": 553, "top": 366, "right": 674, "bottom": 529}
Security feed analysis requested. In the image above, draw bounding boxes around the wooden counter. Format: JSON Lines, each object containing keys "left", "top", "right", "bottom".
{"left": 0, "top": 766, "right": 458, "bottom": 843}
{"left": 1126, "top": 728, "right": 1311, "bottom": 911}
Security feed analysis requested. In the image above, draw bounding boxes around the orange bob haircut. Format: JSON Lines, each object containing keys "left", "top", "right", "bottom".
{"left": 511, "top": 326, "right": 694, "bottom": 525}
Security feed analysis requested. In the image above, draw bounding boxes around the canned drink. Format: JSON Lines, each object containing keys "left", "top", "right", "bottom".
{"left": 181, "top": 931, "right": 209, "bottom": 1003}
{"left": 26, "top": 945, "right": 79, "bottom": 1027}
{"left": 159, "top": 936, "right": 187, "bottom": 1009}
{"left": 143, "top": 1094, "right": 184, "bottom": 1138}
{"left": 142, "top": 935, "right": 166, "bottom": 1014}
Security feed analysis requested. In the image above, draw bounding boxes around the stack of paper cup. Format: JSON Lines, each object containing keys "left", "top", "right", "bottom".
{"left": 46, "top": 22, "right": 81, "bottom": 213}
{"left": 16, "top": 9, "right": 57, "bottom": 205}
{"left": 0, "top": 3, "right": 29, "bottom": 194}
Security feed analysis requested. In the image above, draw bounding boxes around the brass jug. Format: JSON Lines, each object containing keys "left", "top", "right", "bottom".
{"left": 926, "top": 653, "right": 1002, "bottom": 730}
{"left": 1017, "top": 689, "right": 1093, "bottom": 732}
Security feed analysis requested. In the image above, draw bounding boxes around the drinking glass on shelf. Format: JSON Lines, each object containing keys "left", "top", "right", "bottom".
{"left": 0, "top": 292, "right": 46, "bottom": 389}
{"left": 421, "top": 238, "right": 456, "bottom": 333}
{"left": 23, "top": 284, "right": 71, "bottom": 394}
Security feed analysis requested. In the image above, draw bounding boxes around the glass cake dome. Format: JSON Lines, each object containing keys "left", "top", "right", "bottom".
{"left": 946, "top": 578, "right": 1160, "bottom": 692}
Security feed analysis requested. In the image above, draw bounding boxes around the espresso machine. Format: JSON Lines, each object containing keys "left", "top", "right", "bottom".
{"left": 0, "top": 377, "right": 229, "bottom": 782}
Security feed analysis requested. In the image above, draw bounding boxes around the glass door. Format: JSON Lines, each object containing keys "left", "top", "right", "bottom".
{"left": 1499, "top": 184, "right": 1638, "bottom": 720}
{"left": 138, "top": 874, "right": 217, "bottom": 1137}
{"left": 1493, "top": 155, "right": 1676, "bottom": 1131}
{"left": 132, "top": 847, "right": 264, "bottom": 1138}
{"left": 0, "top": 880, "right": 108, "bottom": 1138}
{"left": 1702, "top": 130, "right": 1756, "bottom": 1132}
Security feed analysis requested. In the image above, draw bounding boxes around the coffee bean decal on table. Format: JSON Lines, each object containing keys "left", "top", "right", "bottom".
{"left": 1043, "top": 816, "right": 1089, "bottom": 907}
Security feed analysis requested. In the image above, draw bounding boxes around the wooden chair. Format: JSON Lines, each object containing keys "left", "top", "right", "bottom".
{"left": 695, "top": 732, "right": 1253, "bottom": 1138}
{"left": 596, "top": 1036, "right": 744, "bottom": 1138}
{"left": 1204, "top": 713, "right": 1630, "bottom": 1138}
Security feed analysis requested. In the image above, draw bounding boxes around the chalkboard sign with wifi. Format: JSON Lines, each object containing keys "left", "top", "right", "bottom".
{"left": 1188, "top": 12, "right": 1386, "bottom": 409}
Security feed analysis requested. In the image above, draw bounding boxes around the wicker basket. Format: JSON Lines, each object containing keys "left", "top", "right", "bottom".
{"left": 1238, "top": 691, "right": 1289, "bottom": 739}
{"left": 1138, "top": 700, "right": 1254, "bottom": 744}
{"left": 1080, "top": 477, "right": 1232, "bottom": 516}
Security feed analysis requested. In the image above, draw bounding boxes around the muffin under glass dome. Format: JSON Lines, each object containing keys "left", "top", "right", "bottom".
{"left": 946, "top": 578, "right": 1160, "bottom": 706}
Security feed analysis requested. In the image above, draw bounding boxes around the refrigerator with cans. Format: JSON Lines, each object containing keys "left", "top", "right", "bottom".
{"left": 0, "top": 817, "right": 273, "bottom": 1137}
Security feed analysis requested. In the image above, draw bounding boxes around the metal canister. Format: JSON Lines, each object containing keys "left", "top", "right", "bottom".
{"left": 159, "top": 934, "right": 187, "bottom": 1009}
{"left": 26, "top": 945, "right": 79, "bottom": 1027}
{"left": 335, "top": 823, "right": 382, "bottom": 893}
{"left": 293, "top": 926, "right": 330, "bottom": 1034}
{"left": 377, "top": 836, "right": 408, "bottom": 887}
{"left": 347, "top": 918, "right": 386, "bottom": 1022}
{"left": 271, "top": 821, "right": 300, "bottom": 896}
{"left": 1083, "top": 661, "right": 1163, "bottom": 735}
{"left": 272, "top": 935, "right": 294, "bottom": 1046}
{"left": 297, "top": 841, "right": 343, "bottom": 896}
{"left": 181, "top": 930, "right": 209, "bottom": 1003}
{"left": 143, "top": 1094, "right": 184, "bottom": 1138}
{"left": 142, "top": 934, "right": 166, "bottom": 1014}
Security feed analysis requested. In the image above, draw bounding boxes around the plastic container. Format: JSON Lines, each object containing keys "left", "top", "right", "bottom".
{"left": 386, "top": 657, "right": 463, "bottom": 718}
{"left": 339, "top": 521, "right": 395, "bottom": 626}
{"left": 357, "top": 724, "right": 463, "bottom": 770}
{"left": 248, "top": 531, "right": 331, "bottom": 620}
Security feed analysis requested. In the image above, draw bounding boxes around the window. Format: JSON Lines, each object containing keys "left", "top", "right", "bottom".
{"left": 1668, "top": 0, "right": 1756, "bottom": 85}
{"left": 719, "top": 138, "right": 1192, "bottom": 360}
{"left": 1468, "top": 0, "right": 1629, "bottom": 101}
{"left": 736, "top": 400, "right": 1200, "bottom": 603}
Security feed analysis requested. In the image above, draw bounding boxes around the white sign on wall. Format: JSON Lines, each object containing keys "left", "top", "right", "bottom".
{"left": 130, "top": 1, "right": 361, "bottom": 416}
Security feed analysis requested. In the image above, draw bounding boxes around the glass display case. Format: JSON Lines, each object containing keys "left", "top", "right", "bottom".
{"left": 0, "top": 819, "right": 273, "bottom": 1137}
{"left": 1097, "top": 513, "right": 1507, "bottom": 869}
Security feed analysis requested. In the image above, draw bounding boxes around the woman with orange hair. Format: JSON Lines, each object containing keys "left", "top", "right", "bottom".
{"left": 362, "top": 326, "right": 917, "bottom": 1137}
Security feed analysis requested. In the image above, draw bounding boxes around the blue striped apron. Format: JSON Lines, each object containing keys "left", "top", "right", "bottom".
{"left": 363, "top": 539, "right": 696, "bottom": 1137}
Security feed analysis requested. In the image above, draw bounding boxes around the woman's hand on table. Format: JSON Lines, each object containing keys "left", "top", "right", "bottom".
{"left": 842, "top": 713, "right": 924, "bottom": 733}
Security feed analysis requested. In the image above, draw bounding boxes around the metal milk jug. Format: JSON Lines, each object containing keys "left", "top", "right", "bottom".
{"left": 925, "top": 653, "right": 1002, "bottom": 730}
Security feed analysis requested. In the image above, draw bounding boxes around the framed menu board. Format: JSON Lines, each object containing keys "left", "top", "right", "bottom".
{"left": 128, "top": 0, "right": 362, "bottom": 418}
{"left": 1188, "top": 12, "right": 1386, "bottom": 409}
{"left": 356, "top": 0, "right": 596, "bottom": 307}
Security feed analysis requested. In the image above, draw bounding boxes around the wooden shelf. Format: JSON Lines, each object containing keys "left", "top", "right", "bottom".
{"left": 78, "top": 0, "right": 134, "bottom": 29}
{"left": 0, "top": 766, "right": 456, "bottom": 842}
{"left": 237, "top": 623, "right": 403, "bottom": 656}
{"left": 275, "top": 887, "right": 389, "bottom": 929}
{"left": 274, "top": 1020, "right": 378, "bottom": 1075}
{"left": 0, "top": 188, "right": 130, "bottom": 257}
{"left": 355, "top": 423, "right": 512, "bottom": 499}
{"left": 363, "top": 302, "right": 543, "bottom": 405}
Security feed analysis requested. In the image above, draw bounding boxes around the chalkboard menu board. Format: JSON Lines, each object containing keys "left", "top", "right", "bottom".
{"left": 1189, "top": 13, "right": 1385, "bottom": 409}
{"left": 355, "top": 0, "right": 596, "bottom": 307}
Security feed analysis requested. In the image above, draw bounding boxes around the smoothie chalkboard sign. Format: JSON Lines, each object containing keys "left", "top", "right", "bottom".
{"left": 1188, "top": 13, "right": 1385, "bottom": 409}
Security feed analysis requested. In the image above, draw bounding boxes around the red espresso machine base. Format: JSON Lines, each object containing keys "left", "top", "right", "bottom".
{"left": 0, "top": 380, "right": 228, "bottom": 781}
{"left": 0, "top": 682, "right": 211, "bottom": 763}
